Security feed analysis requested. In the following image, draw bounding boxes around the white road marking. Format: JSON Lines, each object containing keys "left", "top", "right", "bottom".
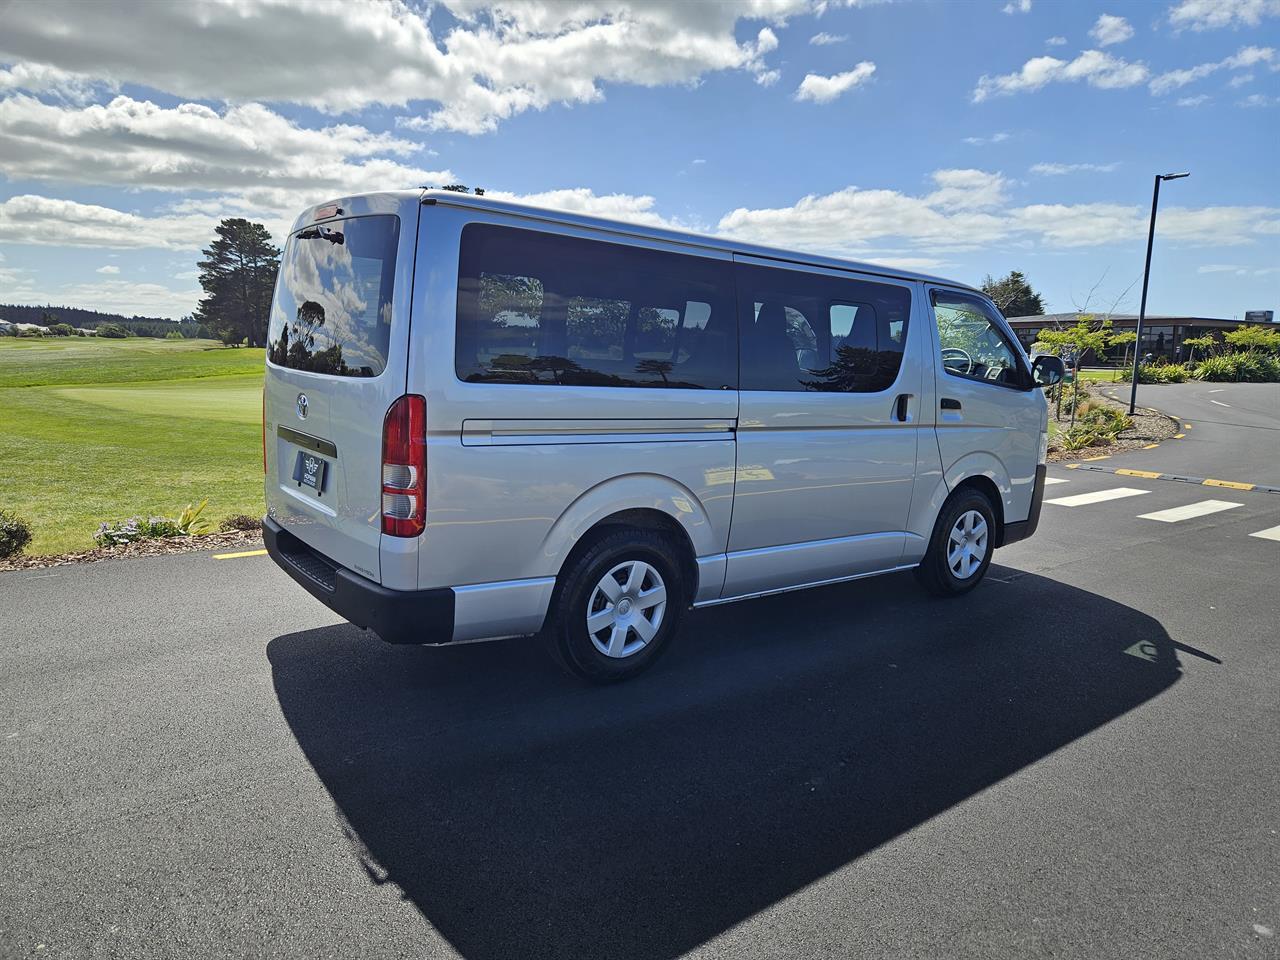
{"left": 1046, "top": 487, "right": 1150, "bottom": 507}
{"left": 1138, "top": 500, "right": 1242, "bottom": 523}
{"left": 1208, "top": 389, "right": 1224, "bottom": 393}
{"left": 1209, "top": 399, "right": 1231, "bottom": 407}
{"left": 1250, "top": 525, "right": 1280, "bottom": 542}
{"left": 1043, "top": 477, "right": 1070, "bottom": 485}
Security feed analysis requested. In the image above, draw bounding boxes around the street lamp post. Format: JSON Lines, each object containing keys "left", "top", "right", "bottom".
{"left": 1129, "top": 171, "right": 1190, "bottom": 415}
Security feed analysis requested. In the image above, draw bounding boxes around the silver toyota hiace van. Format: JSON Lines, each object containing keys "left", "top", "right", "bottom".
{"left": 263, "top": 189, "right": 1063, "bottom": 681}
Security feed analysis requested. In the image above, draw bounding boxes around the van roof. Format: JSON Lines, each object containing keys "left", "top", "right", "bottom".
{"left": 294, "top": 188, "right": 982, "bottom": 294}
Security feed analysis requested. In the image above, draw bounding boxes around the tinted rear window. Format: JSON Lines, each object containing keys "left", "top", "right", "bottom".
{"left": 455, "top": 223, "right": 735, "bottom": 389}
{"left": 267, "top": 214, "right": 400, "bottom": 378}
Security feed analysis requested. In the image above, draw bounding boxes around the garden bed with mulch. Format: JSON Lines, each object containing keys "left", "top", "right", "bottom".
{"left": 0, "top": 529, "right": 264, "bottom": 572}
{"left": 1047, "top": 386, "right": 1180, "bottom": 463}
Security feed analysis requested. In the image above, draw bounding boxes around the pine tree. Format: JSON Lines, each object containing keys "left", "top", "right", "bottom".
{"left": 195, "top": 219, "right": 281, "bottom": 347}
{"left": 980, "top": 271, "right": 1045, "bottom": 318}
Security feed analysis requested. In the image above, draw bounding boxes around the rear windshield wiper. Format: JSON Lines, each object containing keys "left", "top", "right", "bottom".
{"left": 297, "top": 228, "right": 345, "bottom": 245}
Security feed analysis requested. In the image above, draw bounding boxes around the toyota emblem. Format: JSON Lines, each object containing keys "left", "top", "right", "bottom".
{"left": 296, "top": 393, "right": 309, "bottom": 420}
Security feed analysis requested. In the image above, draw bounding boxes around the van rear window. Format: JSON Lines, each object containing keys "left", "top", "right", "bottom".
{"left": 267, "top": 214, "right": 399, "bottom": 378}
{"left": 455, "top": 223, "right": 735, "bottom": 389}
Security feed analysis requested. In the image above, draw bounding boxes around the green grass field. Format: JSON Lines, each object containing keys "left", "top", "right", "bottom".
{"left": 1, "top": 337, "right": 264, "bottom": 555}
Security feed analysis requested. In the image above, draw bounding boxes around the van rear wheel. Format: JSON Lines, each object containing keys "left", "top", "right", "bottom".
{"left": 915, "top": 489, "right": 996, "bottom": 597}
{"left": 549, "top": 529, "right": 686, "bottom": 682}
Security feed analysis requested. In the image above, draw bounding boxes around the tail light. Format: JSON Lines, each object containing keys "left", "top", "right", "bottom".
{"left": 261, "top": 386, "right": 267, "bottom": 473}
{"left": 381, "top": 394, "right": 426, "bottom": 537}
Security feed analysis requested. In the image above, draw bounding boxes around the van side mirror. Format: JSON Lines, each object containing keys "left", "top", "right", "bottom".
{"left": 1031, "top": 354, "right": 1065, "bottom": 388}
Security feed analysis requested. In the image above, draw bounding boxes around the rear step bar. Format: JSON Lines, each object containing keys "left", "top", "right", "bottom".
{"left": 264, "top": 518, "right": 454, "bottom": 644}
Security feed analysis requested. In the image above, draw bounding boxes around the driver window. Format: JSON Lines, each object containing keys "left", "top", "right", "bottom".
{"left": 933, "top": 291, "right": 1025, "bottom": 387}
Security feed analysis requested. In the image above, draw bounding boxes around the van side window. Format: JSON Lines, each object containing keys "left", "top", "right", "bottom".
{"left": 456, "top": 224, "right": 735, "bottom": 389}
{"left": 932, "top": 291, "right": 1028, "bottom": 388}
{"left": 737, "top": 265, "right": 911, "bottom": 393}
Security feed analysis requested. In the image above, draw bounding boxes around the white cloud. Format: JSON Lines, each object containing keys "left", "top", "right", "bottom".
{"left": 4, "top": 279, "right": 201, "bottom": 319}
{"left": 963, "top": 132, "right": 1011, "bottom": 145}
{"left": 1169, "top": 0, "right": 1280, "bottom": 31}
{"left": 1090, "top": 14, "right": 1134, "bottom": 46}
{"left": 481, "top": 187, "right": 691, "bottom": 230}
{"left": 1228, "top": 72, "right": 1256, "bottom": 87}
{"left": 0, "top": 95, "right": 453, "bottom": 224}
{"left": 795, "top": 62, "right": 877, "bottom": 102}
{"left": 0, "top": 62, "right": 107, "bottom": 103}
{"left": 716, "top": 174, "right": 1280, "bottom": 256}
{"left": 810, "top": 32, "right": 847, "bottom": 45}
{"left": 0, "top": 0, "right": 801, "bottom": 134}
{"left": 95, "top": 264, "right": 120, "bottom": 275}
{"left": 1198, "top": 264, "right": 1249, "bottom": 274}
{"left": 1046, "top": 36, "right": 1068, "bottom": 46}
{"left": 973, "top": 50, "right": 1149, "bottom": 102}
{"left": 1030, "top": 162, "right": 1120, "bottom": 175}
{"left": 1149, "top": 45, "right": 1275, "bottom": 94}
{"left": 1239, "top": 92, "right": 1278, "bottom": 107}
{"left": 1002, "top": 0, "right": 1032, "bottom": 14}
{"left": 1177, "top": 94, "right": 1211, "bottom": 106}
{"left": 0, "top": 195, "right": 217, "bottom": 250}
{"left": 755, "top": 68, "right": 783, "bottom": 87}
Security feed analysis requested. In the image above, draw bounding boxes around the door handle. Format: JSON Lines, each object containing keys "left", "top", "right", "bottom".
{"left": 941, "top": 397, "right": 962, "bottom": 410}
{"left": 893, "top": 393, "right": 912, "bottom": 422}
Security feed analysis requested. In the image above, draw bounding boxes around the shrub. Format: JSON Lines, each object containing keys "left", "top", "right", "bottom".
{"left": 0, "top": 510, "right": 34, "bottom": 559}
{"left": 94, "top": 501, "right": 214, "bottom": 547}
{"left": 219, "top": 514, "right": 262, "bottom": 532}
{"left": 95, "top": 322, "right": 129, "bottom": 338}
{"left": 1195, "top": 352, "right": 1280, "bottom": 383}
{"left": 1135, "top": 362, "right": 1187, "bottom": 384}
{"left": 49, "top": 322, "right": 76, "bottom": 337}
{"left": 1060, "top": 405, "right": 1132, "bottom": 451}
{"left": 175, "top": 500, "right": 215, "bottom": 536}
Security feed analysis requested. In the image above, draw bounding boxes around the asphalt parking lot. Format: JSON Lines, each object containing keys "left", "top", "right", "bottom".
{"left": 3, "top": 383, "right": 1278, "bottom": 960}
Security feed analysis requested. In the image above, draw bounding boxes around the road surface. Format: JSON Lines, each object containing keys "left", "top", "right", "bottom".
{"left": 3, "top": 384, "right": 1278, "bottom": 960}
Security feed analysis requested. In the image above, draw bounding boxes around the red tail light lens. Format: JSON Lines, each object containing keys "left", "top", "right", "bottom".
{"left": 261, "top": 386, "right": 267, "bottom": 474}
{"left": 381, "top": 394, "right": 426, "bottom": 537}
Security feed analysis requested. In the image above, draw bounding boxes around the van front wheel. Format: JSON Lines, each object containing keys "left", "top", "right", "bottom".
{"left": 915, "top": 489, "right": 996, "bottom": 597}
{"left": 549, "top": 529, "right": 686, "bottom": 682}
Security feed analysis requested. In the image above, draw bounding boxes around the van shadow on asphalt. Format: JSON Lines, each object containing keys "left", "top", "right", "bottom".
{"left": 268, "top": 566, "right": 1183, "bottom": 960}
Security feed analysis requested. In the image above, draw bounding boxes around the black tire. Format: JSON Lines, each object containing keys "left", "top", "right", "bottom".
{"left": 915, "top": 488, "right": 997, "bottom": 598}
{"left": 548, "top": 528, "right": 687, "bottom": 683}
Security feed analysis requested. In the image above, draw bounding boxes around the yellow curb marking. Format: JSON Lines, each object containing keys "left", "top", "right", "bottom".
{"left": 212, "top": 549, "right": 268, "bottom": 560}
{"left": 1183, "top": 423, "right": 1193, "bottom": 429}
{"left": 1066, "top": 463, "right": 1081, "bottom": 469}
{"left": 1203, "top": 479, "right": 1255, "bottom": 491}
{"left": 1083, "top": 455, "right": 1111, "bottom": 461}
{"left": 1117, "top": 469, "right": 1162, "bottom": 478}
{"left": 1174, "top": 433, "right": 1186, "bottom": 439}
{"left": 1143, "top": 443, "right": 1160, "bottom": 449}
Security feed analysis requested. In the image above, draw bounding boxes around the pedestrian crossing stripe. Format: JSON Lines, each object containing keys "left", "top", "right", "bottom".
{"left": 1045, "top": 487, "right": 1150, "bottom": 507}
{"left": 1137, "top": 500, "right": 1242, "bottom": 523}
{"left": 1250, "top": 526, "right": 1280, "bottom": 542}
{"left": 1043, "top": 477, "right": 1070, "bottom": 485}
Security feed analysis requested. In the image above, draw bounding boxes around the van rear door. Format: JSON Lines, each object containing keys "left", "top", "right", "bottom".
{"left": 263, "top": 209, "right": 412, "bottom": 585}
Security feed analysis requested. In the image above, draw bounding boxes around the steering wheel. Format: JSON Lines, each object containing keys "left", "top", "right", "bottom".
{"left": 941, "top": 347, "right": 973, "bottom": 375}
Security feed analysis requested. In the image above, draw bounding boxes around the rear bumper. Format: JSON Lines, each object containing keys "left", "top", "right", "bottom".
{"left": 264, "top": 517, "right": 454, "bottom": 644}
{"left": 999, "top": 464, "right": 1046, "bottom": 547}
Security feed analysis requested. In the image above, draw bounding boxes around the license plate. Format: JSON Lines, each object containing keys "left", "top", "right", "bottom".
{"left": 292, "top": 450, "right": 329, "bottom": 496}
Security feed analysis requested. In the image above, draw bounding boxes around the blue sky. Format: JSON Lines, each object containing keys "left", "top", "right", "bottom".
{"left": 0, "top": 0, "right": 1276, "bottom": 321}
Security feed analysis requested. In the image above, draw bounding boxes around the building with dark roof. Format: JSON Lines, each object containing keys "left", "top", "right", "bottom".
{"left": 1005, "top": 313, "right": 1264, "bottom": 365}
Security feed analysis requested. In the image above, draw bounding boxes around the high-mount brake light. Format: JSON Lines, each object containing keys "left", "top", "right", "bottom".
{"left": 381, "top": 395, "right": 426, "bottom": 537}
{"left": 314, "top": 204, "right": 341, "bottom": 220}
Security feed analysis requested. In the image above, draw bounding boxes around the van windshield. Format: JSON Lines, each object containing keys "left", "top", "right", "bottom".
{"left": 267, "top": 214, "right": 400, "bottom": 378}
